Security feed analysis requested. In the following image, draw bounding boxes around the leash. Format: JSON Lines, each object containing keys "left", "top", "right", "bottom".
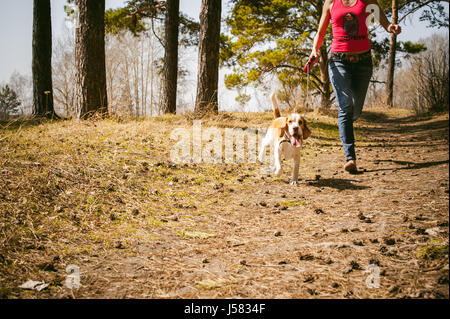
{"left": 303, "top": 56, "right": 316, "bottom": 117}
{"left": 305, "top": 71, "right": 311, "bottom": 117}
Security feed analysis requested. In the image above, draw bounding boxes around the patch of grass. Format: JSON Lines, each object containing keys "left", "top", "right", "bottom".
{"left": 280, "top": 200, "right": 308, "bottom": 207}
{"left": 146, "top": 216, "right": 162, "bottom": 228}
{"left": 0, "top": 286, "right": 15, "bottom": 299}
{"left": 416, "top": 242, "right": 449, "bottom": 260}
{"left": 309, "top": 121, "right": 339, "bottom": 139}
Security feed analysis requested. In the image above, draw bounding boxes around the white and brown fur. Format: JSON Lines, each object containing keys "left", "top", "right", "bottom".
{"left": 259, "top": 93, "right": 311, "bottom": 185}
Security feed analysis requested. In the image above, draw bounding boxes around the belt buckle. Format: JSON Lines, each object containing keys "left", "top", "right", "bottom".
{"left": 349, "top": 54, "right": 360, "bottom": 63}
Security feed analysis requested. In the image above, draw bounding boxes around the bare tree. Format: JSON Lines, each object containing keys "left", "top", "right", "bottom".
{"left": 52, "top": 27, "right": 76, "bottom": 117}
{"left": 9, "top": 71, "right": 33, "bottom": 116}
{"left": 53, "top": 16, "right": 164, "bottom": 118}
{"left": 110, "top": 31, "right": 163, "bottom": 117}
{"left": 395, "top": 33, "right": 449, "bottom": 113}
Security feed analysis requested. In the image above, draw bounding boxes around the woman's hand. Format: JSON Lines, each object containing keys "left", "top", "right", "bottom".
{"left": 309, "top": 50, "right": 319, "bottom": 62}
{"left": 388, "top": 23, "right": 402, "bottom": 35}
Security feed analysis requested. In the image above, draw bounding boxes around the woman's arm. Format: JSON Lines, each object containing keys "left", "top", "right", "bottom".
{"left": 310, "top": 0, "right": 333, "bottom": 60}
{"left": 365, "top": 0, "right": 402, "bottom": 35}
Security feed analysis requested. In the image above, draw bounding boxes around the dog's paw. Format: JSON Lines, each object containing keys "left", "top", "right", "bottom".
{"left": 290, "top": 180, "right": 299, "bottom": 186}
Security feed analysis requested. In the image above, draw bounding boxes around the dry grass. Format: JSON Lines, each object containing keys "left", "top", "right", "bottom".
{"left": 0, "top": 108, "right": 448, "bottom": 299}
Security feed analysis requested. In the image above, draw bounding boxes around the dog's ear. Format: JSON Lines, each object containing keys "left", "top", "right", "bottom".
{"left": 272, "top": 117, "right": 287, "bottom": 129}
{"left": 273, "top": 117, "right": 288, "bottom": 138}
{"left": 301, "top": 117, "right": 311, "bottom": 140}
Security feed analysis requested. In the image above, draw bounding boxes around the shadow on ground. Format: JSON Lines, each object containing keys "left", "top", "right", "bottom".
{"left": 366, "top": 159, "right": 450, "bottom": 173}
{"left": 305, "top": 177, "right": 370, "bottom": 190}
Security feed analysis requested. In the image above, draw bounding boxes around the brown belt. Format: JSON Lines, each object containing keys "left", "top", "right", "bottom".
{"left": 330, "top": 51, "right": 372, "bottom": 63}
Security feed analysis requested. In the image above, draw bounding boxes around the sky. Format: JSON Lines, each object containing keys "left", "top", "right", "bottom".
{"left": 0, "top": 0, "right": 448, "bottom": 109}
{"left": 0, "top": 0, "right": 206, "bottom": 83}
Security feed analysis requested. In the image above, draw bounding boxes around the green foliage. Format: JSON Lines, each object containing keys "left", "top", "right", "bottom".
{"left": 223, "top": 0, "right": 438, "bottom": 93}
{"left": 105, "top": 7, "right": 147, "bottom": 35}
{"left": 103, "top": 0, "right": 200, "bottom": 45}
{"left": 235, "top": 93, "right": 251, "bottom": 107}
{"left": 179, "top": 13, "right": 201, "bottom": 46}
{"left": 400, "top": 41, "right": 427, "bottom": 57}
{"left": 219, "top": 34, "right": 234, "bottom": 66}
{"left": 369, "top": 34, "right": 427, "bottom": 69}
{"left": 378, "top": 0, "right": 449, "bottom": 29}
{"left": 66, "top": 0, "right": 200, "bottom": 44}
{"left": 104, "top": 0, "right": 163, "bottom": 37}
{"left": 418, "top": 3, "right": 449, "bottom": 29}
{"left": 223, "top": 0, "right": 329, "bottom": 97}
{"left": 0, "top": 85, "right": 21, "bottom": 119}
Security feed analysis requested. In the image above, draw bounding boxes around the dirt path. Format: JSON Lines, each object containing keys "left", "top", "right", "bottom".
{"left": 1, "top": 109, "right": 448, "bottom": 299}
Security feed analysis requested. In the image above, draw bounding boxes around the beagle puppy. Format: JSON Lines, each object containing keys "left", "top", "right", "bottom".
{"left": 259, "top": 93, "right": 311, "bottom": 185}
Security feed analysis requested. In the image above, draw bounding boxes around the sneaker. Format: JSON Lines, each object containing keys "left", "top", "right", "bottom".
{"left": 344, "top": 160, "right": 358, "bottom": 174}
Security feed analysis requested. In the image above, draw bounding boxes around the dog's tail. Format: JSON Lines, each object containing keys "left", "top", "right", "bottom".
{"left": 271, "top": 93, "right": 281, "bottom": 119}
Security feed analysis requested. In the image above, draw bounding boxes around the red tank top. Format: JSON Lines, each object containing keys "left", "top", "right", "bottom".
{"left": 330, "top": 0, "right": 371, "bottom": 52}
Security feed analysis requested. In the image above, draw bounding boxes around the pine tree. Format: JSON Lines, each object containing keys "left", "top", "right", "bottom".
{"left": 74, "top": 0, "right": 108, "bottom": 119}
{"left": 162, "top": 0, "right": 180, "bottom": 114}
{"left": 0, "top": 85, "right": 21, "bottom": 120}
{"left": 195, "top": 0, "right": 222, "bottom": 114}
{"left": 32, "top": 0, "right": 57, "bottom": 118}
{"left": 224, "top": 0, "right": 333, "bottom": 109}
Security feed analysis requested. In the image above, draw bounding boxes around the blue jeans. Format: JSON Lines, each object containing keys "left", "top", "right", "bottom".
{"left": 328, "top": 55, "right": 373, "bottom": 161}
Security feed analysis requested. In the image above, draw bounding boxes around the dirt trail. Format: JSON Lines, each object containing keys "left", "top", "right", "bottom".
{"left": 1, "top": 110, "right": 448, "bottom": 299}
{"left": 76, "top": 111, "right": 449, "bottom": 299}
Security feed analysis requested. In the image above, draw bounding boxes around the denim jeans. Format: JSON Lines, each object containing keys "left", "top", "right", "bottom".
{"left": 328, "top": 55, "right": 373, "bottom": 161}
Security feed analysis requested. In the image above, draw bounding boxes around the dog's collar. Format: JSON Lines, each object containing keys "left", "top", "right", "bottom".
{"left": 280, "top": 130, "right": 304, "bottom": 147}
{"left": 280, "top": 131, "right": 292, "bottom": 146}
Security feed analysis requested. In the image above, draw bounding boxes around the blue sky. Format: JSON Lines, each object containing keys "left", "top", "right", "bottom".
{"left": 0, "top": 0, "right": 448, "bottom": 84}
{"left": 0, "top": 0, "right": 203, "bottom": 83}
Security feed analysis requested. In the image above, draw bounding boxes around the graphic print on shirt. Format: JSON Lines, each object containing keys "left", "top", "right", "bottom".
{"left": 330, "top": 0, "right": 371, "bottom": 51}
{"left": 343, "top": 13, "right": 358, "bottom": 36}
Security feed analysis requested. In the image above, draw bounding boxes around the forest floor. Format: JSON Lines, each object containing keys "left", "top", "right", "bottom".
{"left": 0, "top": 107, "right": 448, "bottom": 299}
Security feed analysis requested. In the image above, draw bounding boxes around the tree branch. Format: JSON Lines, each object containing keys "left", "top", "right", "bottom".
{"left": 266, "top": 63, "right": 325, "bottom": 94}
{"left": 131, "top": 2, "right": 167, "bottom": 16}
{"left": 398, "top": 0, "right": 443, "bottom": 24}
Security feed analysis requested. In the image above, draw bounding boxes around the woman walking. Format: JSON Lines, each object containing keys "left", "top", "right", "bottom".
{"left": 310, "top": 0, "right": 401, "bottom": 173}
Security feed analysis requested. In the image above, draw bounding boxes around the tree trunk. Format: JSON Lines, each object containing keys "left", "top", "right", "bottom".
{"left": 32, "top": 0, "right": 57, "bottom": 118}
{"left": 385, "top": 0, "right": 398, "bottom": 107}
{"left": 315, "top": 0, "right": 331, "bottom": 109}
{"left": 75, "top": 0, "right": 108, "bottom": 119}
{"left": 162, "top": 0, "right": 180, "bottom": 114}
{"left": 319, "top": 45, "right": 331, "bottom": 109}
{"left": 195, "top": 0, "right": 221, "bottom": 114}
